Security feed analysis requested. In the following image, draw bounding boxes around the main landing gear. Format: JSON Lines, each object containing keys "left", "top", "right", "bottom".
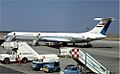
{"left": 85, "top": 38, "right": 92, "bottom": 47}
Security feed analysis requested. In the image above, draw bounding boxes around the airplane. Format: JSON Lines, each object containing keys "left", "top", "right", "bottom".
{"left": 3, "top": 17, "right": 113, "bottom": 47}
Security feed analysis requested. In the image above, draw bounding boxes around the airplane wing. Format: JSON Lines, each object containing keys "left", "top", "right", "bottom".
{"left": 40, "top": 37, "right": 72, "bottom": 42}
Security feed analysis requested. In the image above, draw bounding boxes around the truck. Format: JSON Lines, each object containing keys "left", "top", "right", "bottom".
{"left": 32, "top": 54, "right": 60, "bottom": 71}
{"left": 0, "top": 50, "right": 35, "bottom": 64}
{"left": 0, "top": 42, "right": 39, "bottom": 64}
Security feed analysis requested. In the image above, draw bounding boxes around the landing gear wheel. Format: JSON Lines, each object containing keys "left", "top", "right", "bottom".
{"left": 56, "top": 67, "right": 60, "bottom": 72}
{"left": 88, "top": 44, "right": 92, "bottom": 47}
{"left": 73, "top": 43, "right": 75, "bottom": 46}
{"left": 86, "top": 42, "right": 92, "bottom": 47}
{"left": 22, "top": 58, "right": 28, "bottom": 63}
{"left": 49, "top": 69, "right": 53, "bottom": 73}
{"left": 86, "top": 38, "right": 92, "bottom": 47}
{"left": 62, "top": 42, "right": 67, "bottom": 46}
{"left": 4, "top": 58, "right": 10, "bottom": 64}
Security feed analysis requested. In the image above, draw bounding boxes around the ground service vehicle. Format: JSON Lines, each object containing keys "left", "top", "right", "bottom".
{"left": 32, "top": 54, "right": 59, "bottom": 70}
{"left": 32, "top": 61, "right": 60, "bottom": 71}
{"left": 63, "top": 64, "right": 79, "bottom": 74}
{"left": 0, "top": 50, "right": 34, "bottom": 64}
{"left": 43, "top": 63, "right": 60, "bottom": 73}
{"left": 0, "top": 42, "right": 37, "bottom": 64}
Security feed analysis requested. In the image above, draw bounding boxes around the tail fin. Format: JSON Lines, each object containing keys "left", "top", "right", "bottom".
{"left": 89, "top": 17, "right": 113, "bottom": 35}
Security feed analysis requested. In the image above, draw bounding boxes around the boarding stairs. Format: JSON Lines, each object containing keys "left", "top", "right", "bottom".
{"left": 1, "top": 41, "right": 39, "bottom": 57}
{"left": 60, "top": 48, "right": 110, "bottom": 74}
{"left": 5, "top": 35, "right": 15, "bottom": 42}
{"left": 18, "top": 42, "right": 39, "bottom": 57}
{"left": 1, "top": 41, "right": 18, "bottom": 49}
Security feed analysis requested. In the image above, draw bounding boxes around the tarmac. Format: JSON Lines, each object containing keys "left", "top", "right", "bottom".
{"left": 0, "top": 40, "right": 119, "bottom": 74}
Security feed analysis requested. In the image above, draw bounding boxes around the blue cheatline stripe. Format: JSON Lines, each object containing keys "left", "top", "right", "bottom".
{"left": 100, "top": 20, "right": 112, "bottom": 35}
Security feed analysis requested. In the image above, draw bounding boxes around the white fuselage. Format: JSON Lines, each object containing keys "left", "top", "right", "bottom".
{"left": 6, "top": 32, "right": 106, "bottom": 43}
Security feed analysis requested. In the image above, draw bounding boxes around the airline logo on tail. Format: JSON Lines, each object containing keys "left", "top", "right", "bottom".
{"left": 96, "top": 23, "right": 106, "bottom": 27}
{"left": 90, "top": 17, "right": 113, "bottom": 35}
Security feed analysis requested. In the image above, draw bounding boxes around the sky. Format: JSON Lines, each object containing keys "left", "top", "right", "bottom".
{"left": 0, "top": 0, "right": 119, "bottom": 35}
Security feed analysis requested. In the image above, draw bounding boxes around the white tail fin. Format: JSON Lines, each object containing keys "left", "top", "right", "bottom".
{"left": 89, "top": 17, "right": 113, "bottom": 35}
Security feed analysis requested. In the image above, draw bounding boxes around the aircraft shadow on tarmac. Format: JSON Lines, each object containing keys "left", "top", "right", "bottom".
{"left": 89, "top": 46, "right": 112, "bottom": 48}
{"left": 46, "top": 45, "right": 113, "bottom": 49}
